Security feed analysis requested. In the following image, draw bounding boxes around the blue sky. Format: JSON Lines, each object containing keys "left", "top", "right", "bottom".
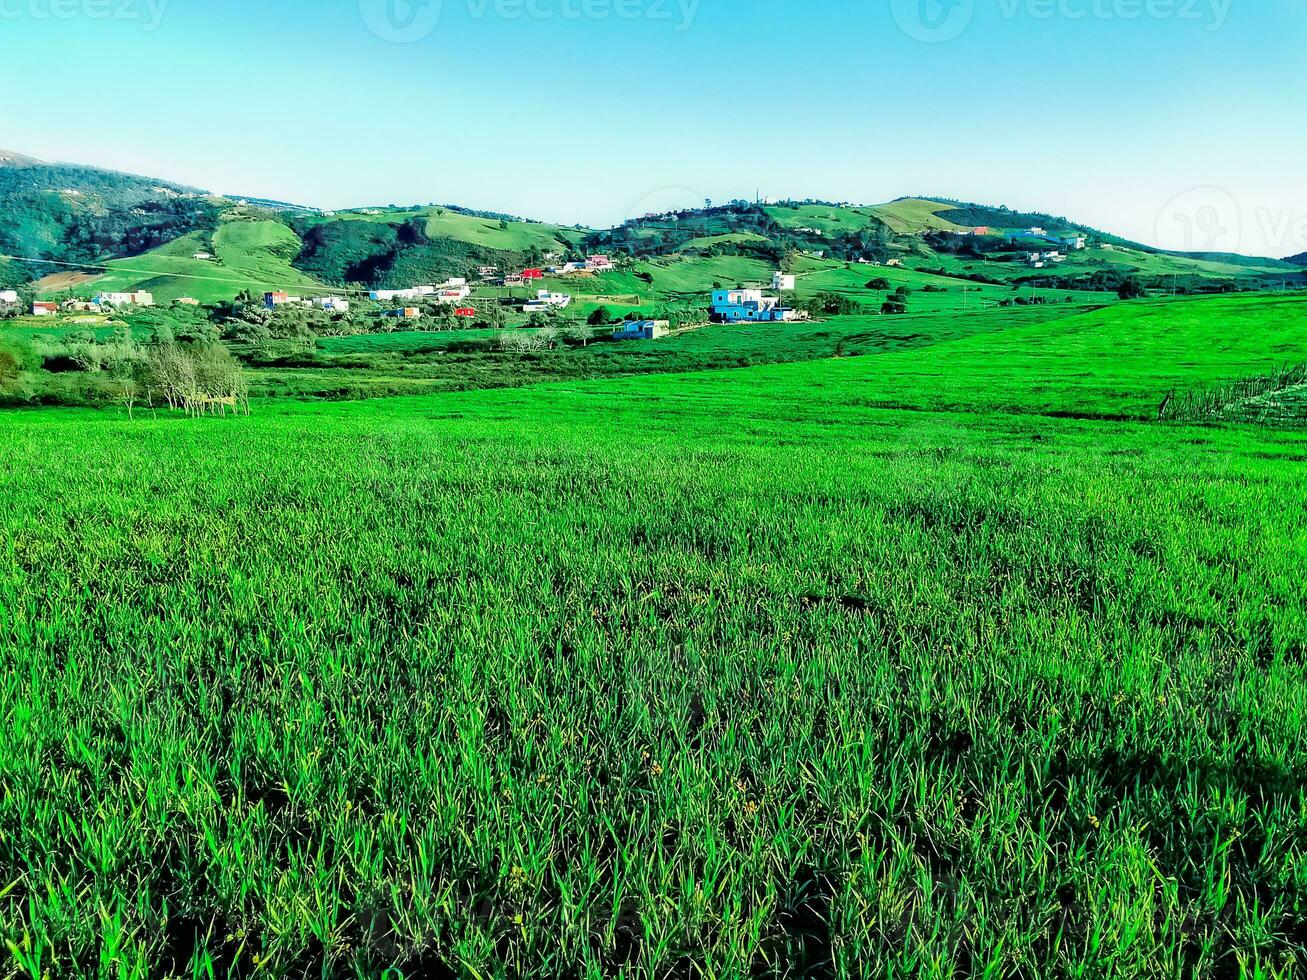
{"left": 2, "top": 0, "right": 1304, "bottom": 255}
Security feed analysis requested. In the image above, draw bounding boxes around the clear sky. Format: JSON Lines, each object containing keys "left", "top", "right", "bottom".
{"left": 2, "top": 0, "right": 1304, "bottom": 256}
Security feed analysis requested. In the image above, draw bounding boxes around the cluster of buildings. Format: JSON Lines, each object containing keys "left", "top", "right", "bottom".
{"left": 22, "top": 290, "right": 159, "bottom": 316}
{"left": 708, "top": 271, "right": 804, "bottom": 324}
{"left": 368, "top": 278, "right": 471, "bottom": 305}
{"left": 0, "top": 290, "right": 19, "bottom": 306}
{"left": 710, "top": 288, "right": 801, "bottom": 323}
{"left": 496, "top": 255, "right": 612, "bottom": 287}
{"left": 264, "top": 292, "right": 352, "bottom": 311}
{"left": 1025, "top": 250, "right": 1067, "bottom": 269}
{"left": 1010, "top": 228, "right": 1088, "bottom": 251}
{"left": 94, "top": 290, "right": 155, "bottom": 308}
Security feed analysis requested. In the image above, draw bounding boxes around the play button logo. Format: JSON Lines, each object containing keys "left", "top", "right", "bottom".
{"left": 359, "top": 0, "right": 443, "bottom": 43}
{"left": 890, "top": 0, "right": 975, "bottom": 43}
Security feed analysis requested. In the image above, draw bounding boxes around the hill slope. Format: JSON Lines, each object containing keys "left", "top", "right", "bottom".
{"left": 3, "top": 148, "right": 1304, "bottom": 302}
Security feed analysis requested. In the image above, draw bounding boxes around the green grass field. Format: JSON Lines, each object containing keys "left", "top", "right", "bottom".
{"left": 2, "top": 289, "right": 1307, "bottom": 977}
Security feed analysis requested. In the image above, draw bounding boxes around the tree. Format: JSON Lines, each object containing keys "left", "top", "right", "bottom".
{"left": 0, "top": 338, "right": 34, "bottom": 397}
{"left": 1118, "top": 277, "right": 1148, "bottom": 300}
{"left": 881, "top": 300, "right": 907, "bottom": 315}
{"left": 865, "top": 277, "right": 891, "bottom": 292}
{"left": 563, "top": 324, "right": 594, "bottom": 347}
{"left": 587, "top": 306, "right": 612, "bottom": 326}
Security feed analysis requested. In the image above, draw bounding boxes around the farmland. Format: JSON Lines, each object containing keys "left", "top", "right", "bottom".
{"left": 3, "top": 285, "right": 1307, "bottom": 977}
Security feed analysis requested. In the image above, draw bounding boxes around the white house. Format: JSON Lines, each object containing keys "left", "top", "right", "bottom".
{"left": 436, "top": 286, "right": 471, "bottom": 304}
{"left": 1028, "top": 227, "right": 1047, "bottom": 236}
{"left": 94, "top": 290, "right": 154, "bottom": 307}
{"left": 192, "top": 252, "right": 212, "bottom": 261}
{"left": 0, "top": 290, "right": 18, "bottom": 305}
{"left": 613, "top": 319, "right": 671, "bottom": 341}
{"left": 885, "top": 259, "right": 904, "bottom": 268}
{"left": 32, "top": 302, "right": 57, "bottom": 316}
{"left": 370, "top": 285, "right": 436, "bottom": 302}
{"left": 523, "top": 290, "right": 571, "bottom": 312}
{"left": 312, "top": 296, "right": 351, "bottom": 312}
{"left": 710, "top": 288, "right": 799, "bottom": 323}
{"left": 585, "top": 255, "right": 613, "bottom": 271}
{"left": 771, "top": 272, "right": 796, "bottom": 292}
{"left": 478, "top": 266, "right": 500, "bottom": 278}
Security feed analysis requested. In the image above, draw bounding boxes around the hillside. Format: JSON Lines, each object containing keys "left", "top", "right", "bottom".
{"left": 2, "top": 148, "right": 1304, "bottom": 305}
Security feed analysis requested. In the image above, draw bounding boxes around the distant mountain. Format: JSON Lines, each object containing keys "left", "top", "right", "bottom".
{"left": 0, "top": 148, "right": 41, "bottom": 167}
{"left": 0, "top": 147, "right": 218, "bottom": 290}
{"left": 1285, "top": 252, "right": 1307, "bottom": 267}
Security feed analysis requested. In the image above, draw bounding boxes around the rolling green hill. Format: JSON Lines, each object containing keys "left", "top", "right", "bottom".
{"left": 63, "top": 216, "right": 326, "bottom": 304}
{"left": 3, "top": 148, "right": 1305, "bottom": 308}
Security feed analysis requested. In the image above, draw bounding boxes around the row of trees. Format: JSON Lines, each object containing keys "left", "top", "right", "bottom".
{"left": 2, "top": 324, "right": 248, "bottom": 416}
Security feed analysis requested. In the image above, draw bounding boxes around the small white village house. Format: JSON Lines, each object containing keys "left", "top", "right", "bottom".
{"left": 613, "top": 319, "right": 671, "bottom": 341}
{"left": 585, "top": 255, "right": 613, "bottom": 271}
{"left": 0, "top": 290, "right": 19, "bottom": 305}
{"left": 94, "top": 290, "right": 154, "bottom": 307}
{"left": 523, "top": 290, "right": 572, "bottom": 312}
{"left": 32, "top": 302, "right": 58, "bottom": 316}
{"left": 192, "top": 252, "right": 212, "bottom": 261}
{"left": 772, "top": 272, "right": 796, "bottom": 291}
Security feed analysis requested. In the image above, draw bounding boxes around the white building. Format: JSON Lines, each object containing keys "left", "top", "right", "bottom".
{"left": 370, "top": 285, "right": 436, "bottom": 302}
{"left": 312, "top": 296, "right": 351, "bottom": 312}
{"left": 613, "top": 319, "right": 671, "bottom": 341}
{"left": 709, "top": 288, "right": 799, "bottom": 323}
{"left": 585, "top": 255, "right": 613, "bottom": 271}
{"left": 436, "top": 286, "right": 471, "bottom": 304}
{"left": 32, "top": 302, "right": 57, "bottom": 316}
{"left": 771, "top": 272, "right": 796, "bottom": 292}
{"left": 523, "top": 289, "right": 571, "bottom": 312}
{"left": 0, "top": 290, "right": 18, "bottom": 305}
{"left": 94, "top": 290, "right": 154, "bottom": 307}
{"left": 192, "top": 252, "right": 212, "bottom": 261}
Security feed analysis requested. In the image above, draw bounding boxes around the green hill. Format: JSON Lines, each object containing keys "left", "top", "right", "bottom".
{"left": 3, "top": 147, "right": 1304, "bottom": 306}
{"left": 63, "top": 215, "right": 326, "bottom": 304}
